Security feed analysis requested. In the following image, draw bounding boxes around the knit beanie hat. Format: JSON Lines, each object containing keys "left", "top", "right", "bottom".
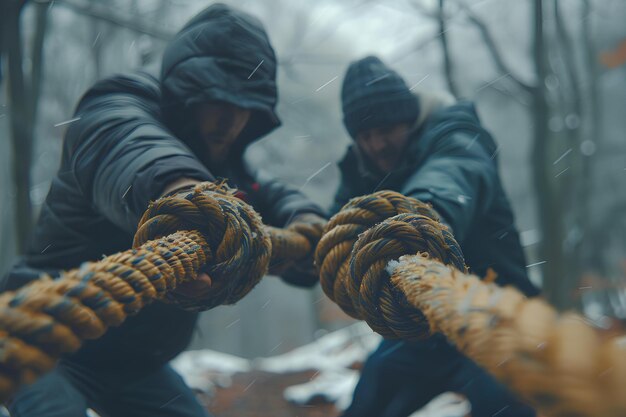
{"left": 341, "top": 56, "right": 419, "bottom": 139}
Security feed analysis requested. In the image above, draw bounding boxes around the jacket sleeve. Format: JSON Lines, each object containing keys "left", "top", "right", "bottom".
{"left": 251, "top": 169, "right": 327, "bottom": 227}
{"left": 67, "top": 74, "right": 214, "bottom": 233}
{"left": 330, "top": 174, "right": 355, "bottom": 215}
{"left": 400, "top": 130, "right": 496, "bottom": 243}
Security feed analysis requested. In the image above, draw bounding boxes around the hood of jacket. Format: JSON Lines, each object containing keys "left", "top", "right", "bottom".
{"left": 160, "top": 3, "right": 281, "bottom": 160}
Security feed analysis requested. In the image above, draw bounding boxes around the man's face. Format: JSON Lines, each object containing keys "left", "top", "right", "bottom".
{"left": 194, "top": 101, "right": 251, "bottom": 167}
{"left": 356, "top": 123, "right": 411, "bottom": 173}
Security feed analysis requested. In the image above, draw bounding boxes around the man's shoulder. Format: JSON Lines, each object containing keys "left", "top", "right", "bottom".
{"left": 428, "top": 100, "right": 480, "bottom": 128}
{"left": 67, "top": 72, "right": 164, "bottom": 138}
{"left": 76, "top": 71, "right": 162, "bottom": 112}
{"left": 414, "top": 100, "right": 497, "bottom": 156}
{"left": 92, "top": 71, "right": 160, "bottom": 95}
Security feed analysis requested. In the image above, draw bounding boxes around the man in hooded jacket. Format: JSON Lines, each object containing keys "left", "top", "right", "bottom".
{"left": 2, "top": 4, "right": 325, "bottom": 417}
{"left": 334, "top": 56, "right": 540, "bottom": 417}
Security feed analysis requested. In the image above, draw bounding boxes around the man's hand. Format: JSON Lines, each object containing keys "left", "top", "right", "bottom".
{"left": 172, "top": 273, "right": 213, "bottom": 298}
{"left": 161, "top": 177, "right": 216, "bottom": 300}
{"left": 288, "top": 212, "right": 327, "bottom": 230}
{"left": 280, "top": 212, "right": 328, "bottom": 287}
{"left": 161, "top": 177, "right": 201, "bottom": 197}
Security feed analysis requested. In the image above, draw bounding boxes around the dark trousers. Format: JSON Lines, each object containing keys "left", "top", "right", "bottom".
{"left": 343, "top": 338, "right": 536, "bottom": 417}
{"left": 8, "top": 360, "right": 210, "bottom": 417}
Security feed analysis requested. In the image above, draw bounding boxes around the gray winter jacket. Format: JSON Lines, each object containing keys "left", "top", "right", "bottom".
{"left": 333, "top": 97, "right": 539, "bottom": 296}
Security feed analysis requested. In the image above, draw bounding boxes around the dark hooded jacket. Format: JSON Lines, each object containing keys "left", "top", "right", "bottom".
{"left": 1, "top": 4, "right": 325, "bottom": 371}
{"left": 333, "top": 100, "right": 539, "bottom": 297}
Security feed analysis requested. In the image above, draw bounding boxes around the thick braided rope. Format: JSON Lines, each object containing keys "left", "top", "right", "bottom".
{"left": 0, "top": 182, "right": 309, "bottom": 402}
{"left": 0, "top": 230, "right": 213, "bottom": 401}
{"left": 391, "top": 255, "right": 626, "bottom": 417}
{"left": 314, "top": 191, "right": 449, "bottom": 319}
{"left": 317, "top": 191, "right": 626, "bottom": 417}
{"left": 266, "top": 218, "right": 325, "bottom": 283}
{"left": 266, "top": 223, "right": 320, "bottom": 271}
{"left": 133, "top": 182, "right": 272, "bottom": 310}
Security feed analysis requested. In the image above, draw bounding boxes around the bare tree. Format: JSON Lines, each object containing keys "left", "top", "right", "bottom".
{"left": 55, "top": 0, "right": 172, "bottom": 41}
{"left": 1, "top": 0, "right": 49, "bottom": 253}
{"left": 460, "top": 0, "right": 574, "bottom": 309}
{"left": 580, "top": 0, "right": 602, "bottom": 270}
{"left": 402, "top": 0, "right": 611, "bottom": 310}
{"left": 438, "top": 0, "right": 460, "bottom": 98}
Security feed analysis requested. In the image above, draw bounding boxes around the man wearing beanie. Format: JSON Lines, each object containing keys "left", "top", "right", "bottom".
{"left": 334, "top": 56, "right": 540, "bottom": 417}
{"left": 1, "top": 4, "right": 326, "bottom": 416}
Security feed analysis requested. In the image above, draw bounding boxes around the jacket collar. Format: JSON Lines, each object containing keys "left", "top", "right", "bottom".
{"left": 341, "top": 91, "right": 455, "bottom": 182}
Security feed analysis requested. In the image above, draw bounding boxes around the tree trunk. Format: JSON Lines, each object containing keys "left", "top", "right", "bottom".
{"left": 581, "top": 0, "right": 602, "bottom": 272}
{"left": 438, "top": 0, "right": 459, "bottom": 98}
{"left": 551, "top": 0, "right": 586, "bottom": 308}
{"left": 4, "top": 0, "right": 33, "bottom": 253}
{"left": 530, "top": 0, "right": 569, "bottom": 309}
{"left": 2, "top": 0, "right": 48, "bottom": 253}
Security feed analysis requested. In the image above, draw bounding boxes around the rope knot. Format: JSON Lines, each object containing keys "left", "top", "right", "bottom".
{"left": 348, "top": 212, "right": 465, "bottom": 338}
{"left": 133, "top": 182, "right": 271, "bottom": 310}
{"left": 316, "top": 190, "right": 443, "bottom": 318}
{"left": 316, "top": 190, "right": 465, "bottom": 338}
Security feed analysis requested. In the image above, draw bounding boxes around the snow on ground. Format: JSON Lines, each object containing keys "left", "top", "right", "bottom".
{"left": 173, "top": 322, "right": 470, "bottom": 416}
{"left": 283, "top": 368, "right": 360, "bottom": 410}
{"left": 171, "top": 348, "right": 252, "bottom": 396}
{"left": 254, "top": 322, "right": 381, "bottom": 373}
{"left": 408, "top": 393, "right": 471, "bottom": 417}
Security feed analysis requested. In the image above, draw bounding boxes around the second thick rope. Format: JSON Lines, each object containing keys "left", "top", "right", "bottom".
{"left": 316, "top": 190, "right": 626, "bottom": 417}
